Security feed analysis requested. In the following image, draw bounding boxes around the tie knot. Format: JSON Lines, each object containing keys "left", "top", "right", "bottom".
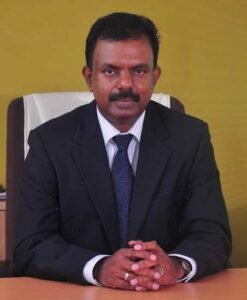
{"left": 113, "top": 134, "right": 133, "bottom": 151}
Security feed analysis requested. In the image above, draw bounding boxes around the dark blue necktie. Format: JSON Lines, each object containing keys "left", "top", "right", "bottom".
{"left": 112, "top": 134, "right": 134, "bottom": 247}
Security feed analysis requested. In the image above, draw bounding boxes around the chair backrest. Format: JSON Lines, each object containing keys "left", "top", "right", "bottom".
{"left": 6, "top": 92, "right": 185, "bottom": 271}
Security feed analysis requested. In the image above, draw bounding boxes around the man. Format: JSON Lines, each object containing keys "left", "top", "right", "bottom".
{"left": 14, "top": 12, "right": 231, "bottom": 291}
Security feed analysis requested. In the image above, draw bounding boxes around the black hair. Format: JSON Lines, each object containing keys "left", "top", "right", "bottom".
{"left": 85, "top": 12, "right": 160, "bottom": 69}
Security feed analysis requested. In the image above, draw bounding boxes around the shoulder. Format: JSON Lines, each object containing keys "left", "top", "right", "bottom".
{"left": 146, "top": 101, "right": 214, "bottom": 163}
{"left": 34, "top": 101, "right": 96, "bottom": 137}
{"left": 148, "top": 100, "right": 208, "bottom": 132}
{"left": 27, "top": 101, "right": 97, "bottom": 153}
{"left": 146, "top": 101, "right": 211, "bottom": 153}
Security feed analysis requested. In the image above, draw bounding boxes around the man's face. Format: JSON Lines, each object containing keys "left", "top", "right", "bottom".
{"left": 83, "top": 37, "right": 161, "bottom": 131}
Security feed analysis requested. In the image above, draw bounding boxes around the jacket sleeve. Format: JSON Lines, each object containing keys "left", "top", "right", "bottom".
{"left": 169, "top": 122, "right": 232, "bottom": 280}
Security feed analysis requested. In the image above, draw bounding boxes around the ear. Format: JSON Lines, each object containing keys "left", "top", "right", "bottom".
{"left": 82, "top": 66, "right": 93, "bottom": 91}
{"left": 153, "top": 66, "right": 161, "bottom": 86}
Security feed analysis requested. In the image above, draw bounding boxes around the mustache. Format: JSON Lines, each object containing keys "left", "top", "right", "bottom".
{"left": 109, "top": 89, "right": 140, "bottom": 102}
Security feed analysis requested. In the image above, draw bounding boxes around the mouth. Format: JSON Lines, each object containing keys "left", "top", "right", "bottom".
{"left": 115, "top": 97, "right": 135, "bottom": 102}
{"left": 113, "top": 98, "right": 137, "bottom": 108}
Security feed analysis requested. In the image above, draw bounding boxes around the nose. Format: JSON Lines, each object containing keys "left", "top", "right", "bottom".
{"left": 117, "top": 71, "right": 133, "bottom": 90}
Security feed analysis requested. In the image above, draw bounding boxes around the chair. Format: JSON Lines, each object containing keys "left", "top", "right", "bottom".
{"left": 5, "top": 91, "right": 185, "bottom": 275}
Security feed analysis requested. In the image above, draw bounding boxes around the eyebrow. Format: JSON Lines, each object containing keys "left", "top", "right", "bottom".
{"left": 101, "top": 64, "right": 118, "bottom": 69}
{"left": 101, "top": 63, "right": 150, "bottom": 70}
{"left": 133, "top": 64, "right": 150, "bottom": 69}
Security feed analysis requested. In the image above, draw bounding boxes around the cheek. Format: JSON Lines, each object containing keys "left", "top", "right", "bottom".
{"left": 91, "top": 83, "right": 114, "bottom": 105}
{"left": 134, "top": 75, "right": 155, "bottom": 90}
{"left": 135, "top": 83, "right": 154, "bottom": 98}
{"left": 92, "top": 76, "right": 114, "bottom": 93}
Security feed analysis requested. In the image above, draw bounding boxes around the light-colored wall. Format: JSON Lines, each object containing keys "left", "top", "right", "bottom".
{"left": 0, "top": 0, "right": 246, "bottom": 267}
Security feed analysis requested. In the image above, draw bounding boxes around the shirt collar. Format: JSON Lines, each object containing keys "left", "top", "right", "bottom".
{"left": 96, "top": 106, "right": 145, "bottom": 146}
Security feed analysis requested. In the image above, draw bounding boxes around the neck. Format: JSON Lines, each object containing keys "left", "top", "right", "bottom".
{"left": 112, "top": 121, "right": 135, "bottom": 133}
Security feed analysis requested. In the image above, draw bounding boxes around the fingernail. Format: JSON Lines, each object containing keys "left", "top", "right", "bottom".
{"left": 154, "top": 272, "right": 161, "bottom": 279}
{"left": 131, "top": 263, "right": 139, "bottom": 271}
{"left": 130, "top": 278, "right": 138, "bottom": 286}
{"left": 134, "top": 244, "right": 142, "bottom": 250}
{"left": 152, "top": 283, "right": 159, "bottom": 290}
{"left": 150, "top": 254, "right": 157, "bottom": 261}
{"left": 136, "top": 286, "right": 145, "bottom": 292}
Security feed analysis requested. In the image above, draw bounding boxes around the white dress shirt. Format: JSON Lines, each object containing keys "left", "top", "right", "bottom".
{"left": 83, "top": 107, "right": 196, "bottom": 285}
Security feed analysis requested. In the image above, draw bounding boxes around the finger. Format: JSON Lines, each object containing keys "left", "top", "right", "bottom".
{"left": 131, "top": 257, "right": 158, "bottom": 270}
{"left": 129, "top": 241, "right": 172, "bottom": 270}
{"left": 135, "top": 286, "right": 147, "bottom": 292}
{"left": 128, "top": 240, "right": 143, "bottom": 247}
{"left": 112, "top": 253, "right": 157, "bottom": 276}
{"left": 151, "top": 259, "right": 181, "bottom": 286}
{"left": 107, "top": 248, "right": 146, "bottom": 270}
{"left": 131, "top": 264, "right": 160, "bottom": 280}
{"left": 101, "top": 268, "right": 136, "bottom": 290}
{"left": 120, "top": 272, "right": 152, "bottom": 291}
{"left": 110, "top": 278, "right": 135, "bottom": 290}
{"left": 124, "top": 248, "right": 158, "bottom": 263}
{"left": 146, "top": 281, "right": 160, "bottom": 291}
{"left": 131, "top": 260, "right": 166, "bottom": 281}
{"left": 98, "top": 248, "right": 160, "bottom": 288}
{"left": 97, "top": 252, "right": 135, "bottom": 286}
{"left": 130, "top": 276, "right": 160, "bottom": 291}
{"left": 129, "top": 240, "right": 159, "bottom": 252}
{"left": 129, "top": 276, "right": 150, "bottom": 287}
{"left": 118, "top": 247, "right": 154, "bottom": 261}
{"left": 119, "top": 247, "right": 171, "bottom": 283}
{"left": 132, "top": 243, "right": 173, "bottom": 269}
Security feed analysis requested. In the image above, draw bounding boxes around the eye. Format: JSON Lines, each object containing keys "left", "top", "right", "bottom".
{"left": 134, "top": 68, "right": 146, "bottom": 75}
{"left": 103, "top": 68, "right": 116, "bottom": 76}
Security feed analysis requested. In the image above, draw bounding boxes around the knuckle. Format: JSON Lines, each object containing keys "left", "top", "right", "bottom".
{"left": 128, "top": 248, "right": 135, "bottom": 256}
{"left": 117, "top": 248, "right": 124, "bottom": 255}
{"left": 137, "top": 276, "right": 150, "bottom": 285}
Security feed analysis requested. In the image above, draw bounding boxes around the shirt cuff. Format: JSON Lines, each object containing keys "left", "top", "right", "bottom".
{"left": 82, "top": 254, "right": 110, "bottom": 286}
{"left": 168, "top": 254, "right": 197, "bottom": 282}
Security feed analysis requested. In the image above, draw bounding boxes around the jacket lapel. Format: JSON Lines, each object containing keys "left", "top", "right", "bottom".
{"left": 128, "top": 102, "right": 172, "bottom": 240}
{"left": 71, "top": 102, "right": 120, "bottom": 252}
{"left": 70, "top": 101, "right": 173, "bottom": 249}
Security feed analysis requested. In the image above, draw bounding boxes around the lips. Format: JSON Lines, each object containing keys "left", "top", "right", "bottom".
{"left": 116, "top": 97, "right": 136, "bottom": 102}
{"left": 114, "top": 98, "right": 137, "bottom": 107}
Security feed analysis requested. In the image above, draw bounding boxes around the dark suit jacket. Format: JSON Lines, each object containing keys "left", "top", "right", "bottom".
{"left": 14, "top": 100, "right": 231, "bottom": 284}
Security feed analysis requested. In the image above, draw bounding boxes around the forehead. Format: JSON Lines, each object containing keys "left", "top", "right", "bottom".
{"left": 92, "top": 38, "right": 154, "bottom": 67}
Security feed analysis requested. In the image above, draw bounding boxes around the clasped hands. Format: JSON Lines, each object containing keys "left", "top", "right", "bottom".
{"left": 96, "top": 240, "right": 185, "bottom": 291}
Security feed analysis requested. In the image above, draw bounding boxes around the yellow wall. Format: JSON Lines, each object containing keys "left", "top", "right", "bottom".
{"left": 1, "top": 0, "right": 246, "bottom": 267}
